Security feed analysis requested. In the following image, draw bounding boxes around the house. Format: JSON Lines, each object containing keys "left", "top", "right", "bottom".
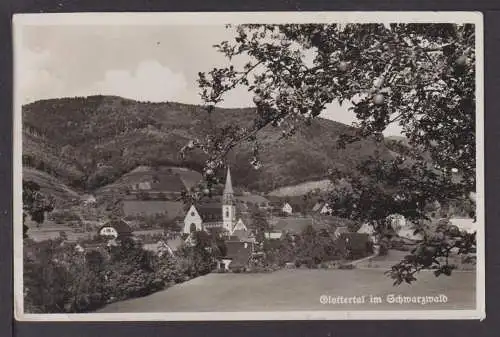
{"left": 264, "top": 231, "right": 284, "bottom": 240}
{"left": 182, "top": 168, "right": 246, "bottom": 238}
{"left": 282, "top": 202, "right": 293, "bottom": 215}
{"left": 334, "top": 226, "right": 350, "bottom": 239}
{"left": 357, "top": 223, "right": 376, "bottom": 241}
{"left": 97, "top": 219, "right": 133, "bottom": 240}
{"left": 218, "top": 240, "right": 255, "bottom": 271}
{"left": 81, "top": 194, "right": 97, "bottom": 206}
{"left": 312, "top": 201, "right": 333, "bottom": 215}
{"left": 231, "top": 218, "right": 247, "bottom": 233}
{"left": 230, "top": 229, "right": 256, "bottom": 243}
{"left": 449, "top": 217, "right": 476, "bottom": 234}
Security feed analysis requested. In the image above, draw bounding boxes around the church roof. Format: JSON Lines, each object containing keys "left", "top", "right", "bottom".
{"left": 197, "top": 203, "right": 223, "bottom": 222}
{"left": 223, "top": 167, "right": 234, "bottom": 195}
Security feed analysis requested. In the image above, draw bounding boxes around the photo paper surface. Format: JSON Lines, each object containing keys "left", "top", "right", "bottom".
{"left": 13, "top": 11, "right": 484, "bottom": 321}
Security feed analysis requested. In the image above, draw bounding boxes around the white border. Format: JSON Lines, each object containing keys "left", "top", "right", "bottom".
{"left": 13, "top": 11, "right": 485, "bottom": 321}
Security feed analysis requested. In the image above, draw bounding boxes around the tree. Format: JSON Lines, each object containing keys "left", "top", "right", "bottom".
{"left": 23, "top": 181, "right": 55, "bottom": 238}
{"left": 184, "top": 23, "right": 476, "bottom": 284}
{"left": 250, "top": 208, "right": 271, "bottom": 242}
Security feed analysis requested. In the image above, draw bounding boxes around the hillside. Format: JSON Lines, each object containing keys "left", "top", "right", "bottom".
{"left": 22, "top": 95, "right": 394, "bottom": 194}
{"left": 23, "top": 168, "right": 81, "bottom": 206}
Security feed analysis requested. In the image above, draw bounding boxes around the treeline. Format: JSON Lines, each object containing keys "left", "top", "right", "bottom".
{"left": 24, "top": 231, "right": 222, "bottom": 313}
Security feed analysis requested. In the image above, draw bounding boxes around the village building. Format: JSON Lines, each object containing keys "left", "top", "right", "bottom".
{"left": 81, "top": 194, "right": 97, "bottom": 206}
{"left": 217, "top": 240, "right": 255, "bottom": 272}
{"left": 333, "top": 226, "right": 350, "bottom": 239}
{"left": 281, "top": 202, "right": 293, "bottom": 215}
{"left": 97, "top": 219, "right": 133, "bottom": 240}
{"left": 311, "top": 200, "right": 333, "bottom": 215}
{"left": 182, "top": 168, "right": 247, "bottom": 238}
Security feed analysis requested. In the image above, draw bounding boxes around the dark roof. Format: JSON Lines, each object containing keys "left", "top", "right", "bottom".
{"left": 99, "top": 219, "right": 133, "bottom": 237}
{"left": 225, "top": 241, "right": 254, "bottom": 267}
{"left": 230, "top": 229, "right": 252, "bottom": 242}
{"left": 197, "top": 203, "right": 223, "bottom": 222}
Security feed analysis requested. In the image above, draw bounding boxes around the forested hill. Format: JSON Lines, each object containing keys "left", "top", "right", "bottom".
{"left": 22, "top": 95, "right": 394, "bottom": 193}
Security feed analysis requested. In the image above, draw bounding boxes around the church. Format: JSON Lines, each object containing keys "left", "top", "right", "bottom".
{"left": 182, "top": 168, "right": 248, "bottom": 236}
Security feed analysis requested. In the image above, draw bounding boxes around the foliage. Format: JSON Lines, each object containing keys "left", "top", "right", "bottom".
{"left": 24, "top": 96, "right": 390, "bottom": 193}
{"left": 250, "top": 208, "right": 271, "bottom": 242}
{"left": 175, "top": 231, "right": 221, "bottom": 277}
{"left": 24, "top": 231, "right": 224, "bottom": 313}
{"left": 193, "top": 23, "right": 476, "bottom": 283}
{"left": 23, "top": 180, "right": 55, "bottom": 238}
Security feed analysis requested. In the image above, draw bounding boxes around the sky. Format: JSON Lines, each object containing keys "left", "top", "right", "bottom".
{"left": 18, "top": 24, "right": 402, "bottom": 136}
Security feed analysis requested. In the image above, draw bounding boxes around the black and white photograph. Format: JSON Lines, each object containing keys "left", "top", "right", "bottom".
{"left": 13, "top": 12, "right": 484, "bottom": 321}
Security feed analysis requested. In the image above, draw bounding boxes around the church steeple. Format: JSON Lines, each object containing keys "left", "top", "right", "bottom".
{"left": 223, "top": 167, "right": 235, "bottom": 205}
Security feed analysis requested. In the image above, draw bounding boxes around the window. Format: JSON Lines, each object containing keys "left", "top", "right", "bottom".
{"left": 190, "top": 211, "right": 195, "bottom": 217}
{"left": 226, "top": 210, "right": 229, "bottom": 218}
{"left": 190, "top": 223, "right": 197, "bottom": 232}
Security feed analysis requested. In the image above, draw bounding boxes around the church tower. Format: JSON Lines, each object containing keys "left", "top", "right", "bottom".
{"left": 222, "top": 167, "right": 236, "bottom": 232}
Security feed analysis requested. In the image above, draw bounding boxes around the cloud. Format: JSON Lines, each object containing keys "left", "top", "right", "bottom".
{"left": 18, "top": 48, "right": 66, "bottom": 104}
{"left": 75, "top": 60, "right": 188, "bottom": 102}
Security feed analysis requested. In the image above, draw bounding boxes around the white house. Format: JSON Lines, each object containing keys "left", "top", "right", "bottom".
{"left": 312, "top": 201, "right": 333, "bottom": 215}
{"left": 320, "top": 203, "right": 332, "bottom": 215}
{"left": 357, "top": 223, "right": 378, "bottom": 243}
{"left": 282, "top": 202, "right": 293, "bottom": 215}
{"left": 81, "top": 194, "right": 97, "bottom": 206}
{"left": 97, "top": 219, "right": 133, "bottom": 240}
{"left": 264, "top": 231, "right": 283, "bottom": 240}
{"left": 183, "top": 205, "right": 203, "bottom": 233}
{"left": 231, "top": 218, "right": 247, "bottom": 234}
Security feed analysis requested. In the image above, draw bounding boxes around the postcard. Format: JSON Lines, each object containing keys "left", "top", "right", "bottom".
{"left": 13, "top": 11, "right": 484, "bottom": 321}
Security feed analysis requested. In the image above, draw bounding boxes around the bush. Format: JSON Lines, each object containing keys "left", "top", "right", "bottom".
{"left": 24, "top": 230, "right": 224, "bottom": 313}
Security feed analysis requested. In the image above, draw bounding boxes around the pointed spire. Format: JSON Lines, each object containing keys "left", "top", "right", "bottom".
{"left": 223, "top": 167, "right": 234, "bottom": 195}
{"left": 223, "top": 166, "right": 234, "bottom": 205}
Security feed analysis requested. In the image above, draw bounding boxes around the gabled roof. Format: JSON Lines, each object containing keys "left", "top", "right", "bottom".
{"left": 99, "top": 219, "right": 133, "bottom": 237}
{"left": 335, "top": 226, "right": 350, "bottom": 235}
{"left": 225, "top": 240, "right": 253, "bottom": 267}
{"left": 196, "top": 203, "right": 223, "bottom": 222}
{"left": 312, "top": 201, "right": 324, "bottom": 212}
{"left": 231, "top": 229, "right": 250, "bottom": 241}
{"left": 223, "top": 167, "right": 234, "bottom": 195}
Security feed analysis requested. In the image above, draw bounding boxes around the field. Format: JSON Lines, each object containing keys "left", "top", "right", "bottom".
{"left": 99, "top": 260, "right": 475, "bottom": 313}
{"left": 26, "top": 224, "right": 165, "bottom": 242}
